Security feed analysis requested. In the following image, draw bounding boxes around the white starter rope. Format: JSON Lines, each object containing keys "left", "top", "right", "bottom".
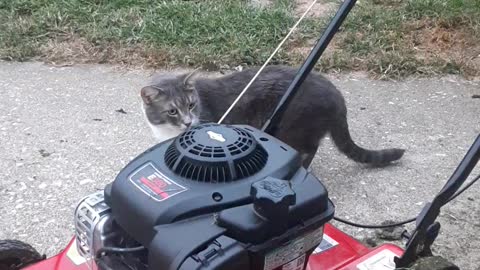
{"left": 217, "top": 0, "right": 319, "bottom": 124}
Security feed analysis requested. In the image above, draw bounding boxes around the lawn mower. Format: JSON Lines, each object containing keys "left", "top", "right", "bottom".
{"left": 1, "top": 0, "right": 479, "bottom": 269}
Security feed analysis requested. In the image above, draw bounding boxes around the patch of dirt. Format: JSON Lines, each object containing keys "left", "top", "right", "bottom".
{"left": 39, "top": 37, "right": 171, "bottom": 69}
{"left": 287, "top": 31, "right": 354, "bottom": 74}
{"left": 289, "top": 36, "right": 340, "bottom": 60}
{"left": 405, "top": 19, "right": 480, "bottom": 77}
{"left": 294, "top": 0, "right": 338, "bottom": 18}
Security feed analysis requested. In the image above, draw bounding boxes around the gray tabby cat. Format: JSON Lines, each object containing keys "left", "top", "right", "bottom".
{"left": 140, "top": 65, "right": 405, "bottom": 167}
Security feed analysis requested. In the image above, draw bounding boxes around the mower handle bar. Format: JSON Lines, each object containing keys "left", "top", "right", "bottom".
{"left": 437, "top": 133, "right": 480, "bottom": 205}
{"left": 262, "top": 0, "right": 358, "bottom": 134}
{"left": 395, "top": 133, "right": 480, "bottom": 267}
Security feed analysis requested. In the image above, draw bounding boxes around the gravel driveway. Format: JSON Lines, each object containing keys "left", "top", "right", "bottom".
{"left": 0, "top": 61, "right": 479, "bottom": 269}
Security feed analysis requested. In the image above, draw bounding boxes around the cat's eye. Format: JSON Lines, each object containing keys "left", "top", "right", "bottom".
{"left": 167, "top": 109, "right": 178, "bottom": 116}
{"left": 189, "top": 103, "right": 196, "bottom": 110}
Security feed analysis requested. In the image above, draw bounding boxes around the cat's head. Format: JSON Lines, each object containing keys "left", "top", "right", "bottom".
{"left": 141, "top": 71, "right": 200, "bottom": 139}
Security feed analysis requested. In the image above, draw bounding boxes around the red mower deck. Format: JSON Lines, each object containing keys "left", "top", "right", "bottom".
{"left": 24, "top": 224, "right": 403, "bottom": 270}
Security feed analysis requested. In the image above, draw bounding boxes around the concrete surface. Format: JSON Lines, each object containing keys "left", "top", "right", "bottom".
{"left": 0, "top": 61, "right": 479, "bottom": 269}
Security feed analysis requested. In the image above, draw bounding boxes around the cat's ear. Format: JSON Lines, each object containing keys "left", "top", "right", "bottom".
{"left": 141, "top": 86, "right": 163, "bottom": 105}
{"left": 182, "top": 68, "right": 200, "bottom": 91}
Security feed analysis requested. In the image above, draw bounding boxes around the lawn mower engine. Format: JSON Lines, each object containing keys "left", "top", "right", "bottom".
{"left": 74, "top": 123, "right": 334, "bottom": 270}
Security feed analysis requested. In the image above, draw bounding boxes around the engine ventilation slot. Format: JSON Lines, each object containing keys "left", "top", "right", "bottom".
{"left": 164, "top": 124, "right": 268, "bottom": 183}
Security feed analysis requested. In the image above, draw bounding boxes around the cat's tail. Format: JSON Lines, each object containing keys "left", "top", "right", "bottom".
{"left": 329, "top": 116, "right": 405, "bottom": 165}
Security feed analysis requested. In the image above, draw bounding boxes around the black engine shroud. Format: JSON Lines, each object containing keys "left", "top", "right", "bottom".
{"left": 103, "top": 124, "right": 334, "bottom": 270}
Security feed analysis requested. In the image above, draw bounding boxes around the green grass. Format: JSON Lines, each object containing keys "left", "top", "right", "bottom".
{"left": 0, "top": 0, "right": 297, "bottom": 67}
{"left": 318, "top": 0, "right": 480, "bottom": 78}
{"left": 0, "top": 0, "right": 479, "bottom": 78}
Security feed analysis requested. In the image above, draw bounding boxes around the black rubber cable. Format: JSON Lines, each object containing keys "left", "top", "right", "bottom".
{"left": 333, "top": 173, "right": 480, "bottom": 229}
{"left": 333, "top": 216, "right": 416, "bottom": 229}
{"left": 96, "top": 246, "right": 146, "bottom": 258}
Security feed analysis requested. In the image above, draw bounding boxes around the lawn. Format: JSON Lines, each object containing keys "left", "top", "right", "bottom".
{"left": 1, "top": 0, "right": 479, "bottom": 78}
{"left": 0, "top": 0, "right": 298, "bottom": 68}
{"left": 327, "top": 0, "right": 480, "bottom": 78}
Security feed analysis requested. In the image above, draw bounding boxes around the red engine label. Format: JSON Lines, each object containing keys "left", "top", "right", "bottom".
{"left": 129, "top": 162, "right": 187, "bottom": 202}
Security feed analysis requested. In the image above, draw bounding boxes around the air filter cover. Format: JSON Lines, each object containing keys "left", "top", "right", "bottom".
{"left": 164, "top": 124, "right": 268, "bottom": 183}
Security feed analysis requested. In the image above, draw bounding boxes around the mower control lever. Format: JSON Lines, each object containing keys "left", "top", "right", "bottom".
{"left": 263, "top": 0, "right": 358, "bottom": 134}
{"left": 394, "top": 134, "right": 480, "bottom": 268}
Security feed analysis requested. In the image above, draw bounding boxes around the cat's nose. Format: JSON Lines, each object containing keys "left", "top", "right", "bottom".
{"left": 184, "top": 121, "right": 192, "bottom": 128}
